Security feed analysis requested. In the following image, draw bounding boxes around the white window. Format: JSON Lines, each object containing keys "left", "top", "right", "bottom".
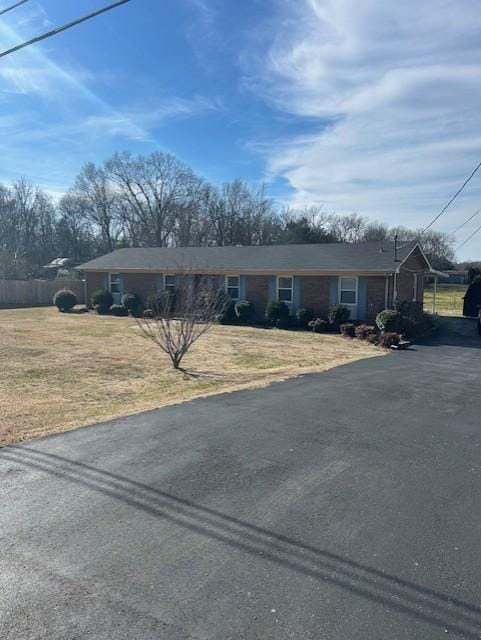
{"left": 339, "top": 277, "right": 357, "bottom": 305}
{"left": 109, "top": 273, "right": 121, "bottom": 294}
{"left": 164, "top": 274, "right": 176, "bottom": 294}
{"left": 226, "top": 275, "right": 240, "bottom": 300}
{"left": 277, "top": 276, "right": 293, "bottom": 304}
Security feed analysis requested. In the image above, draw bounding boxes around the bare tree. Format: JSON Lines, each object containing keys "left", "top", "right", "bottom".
{"left": 105, "top": 151, "right": 202, "bottom": 247}
{"left": 72, "top": 162, "right": 121, "bottom": 253}
{"left": 135, "top": 273, "right": 229, "bottom": 370}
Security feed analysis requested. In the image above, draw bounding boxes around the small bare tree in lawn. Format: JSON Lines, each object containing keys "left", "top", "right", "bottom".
{"left": 136, "top": 273, "right": 229, "bottom": 370}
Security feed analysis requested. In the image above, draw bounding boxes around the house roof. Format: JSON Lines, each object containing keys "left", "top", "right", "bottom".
{"left": 77, "top": 240, "right": 423, "bottom": 274}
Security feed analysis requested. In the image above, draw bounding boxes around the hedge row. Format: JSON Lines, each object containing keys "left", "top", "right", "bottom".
{"left": 52, "top": 287, "right": 434, "bottom": 349}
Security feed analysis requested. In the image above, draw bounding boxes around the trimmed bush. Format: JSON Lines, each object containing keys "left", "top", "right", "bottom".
{"left": 376, "top": 309, "right": 403, "bottom": 333}
{"left": 340, "top": 322, "right": 356, "bottom": 337}
{"left": 355, "top": 324, "right": 377, "bottom": 340}
{"left": 146, "top": 292, "right": 163, "bottom": 310}
{"left": 265, "top": 300, "right": 290, "bottom": 325}
{"left": 91, "top": 289, "right": 113, "bottom": 314}
{"left": 214, "top": 289, "right": 237, "bottom": 324}
{"left": 296, "top": 307, "right": 315, "bottom": 328}
{"left": 394, "top": 301, "right": 435, "bottom": 338}
{"left": 146, "top": 291, "right": 175, "bottom": 316}
{"left": 219, "top": 299, "right": 237, "bottom": 324}
{"left": 328, "top": 304, "right": 351, "bottom": 326}
{"left": 53, "top": 289, "right": 77, "bottom": 312}
{"left": 378, "top": 332, "right": 401, "bottom": 348}
{"left": 275, "top": 316, "right": 289, "bottom": 330}
{"left": 121, "top": 292, "right": 142, "bottom": 316}
{"left": 235, "top": 300, "right": 256, "bottom": 324}
{"left": 308, "top": 318, "right": 333, "bottom": 333}
{"left": 110, "top": 304, "right": 129, "bottom": 317}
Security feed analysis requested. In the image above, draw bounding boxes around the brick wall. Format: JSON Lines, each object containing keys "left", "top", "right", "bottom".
{"left": 299, "top": 276, "right": 330, "bottom": 316}
{"left": 366, "top": 276, "right": 387, "bottom": 322}
{"left": 245, "top": 275, "right": 271, "bottom": 320}
{"left": 85, "top": 272, "right": 105, "bottom": 306}
{"left": 396, "top": 247, "right": 427, "bottom": 306}
{"left": 121, "top": 273, "right": 158, "bottom": 301}
{"left": 396, "top": 270, "right": 422, "bottom": 305}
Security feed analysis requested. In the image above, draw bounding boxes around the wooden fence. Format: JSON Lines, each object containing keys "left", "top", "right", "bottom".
{"left": 0, "top": 279, "right": 85, "bottom": 308}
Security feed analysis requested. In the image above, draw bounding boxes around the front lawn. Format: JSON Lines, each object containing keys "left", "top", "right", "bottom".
{"left": 1, "top": 307, "right": 382, "bottom": 446}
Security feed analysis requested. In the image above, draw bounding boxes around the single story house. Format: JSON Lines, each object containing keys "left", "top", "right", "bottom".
{"left": 77, "top": 240, "right": 432, "bottom": 322}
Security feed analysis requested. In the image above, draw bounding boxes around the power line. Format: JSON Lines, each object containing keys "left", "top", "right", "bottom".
{"left": 0, "top": 0, "right": 29, "bottom": 16}
{"left": 0, "top": 0, "right": 132, "bottom": 59}
{"left": 456, "top": 222, "right": 481, "bottom": 251}
{"left": 450, "top": 207, "right": 481, "bottom": 236}
{"left": 422, "top": 159, "right": 481, "bottom": 233}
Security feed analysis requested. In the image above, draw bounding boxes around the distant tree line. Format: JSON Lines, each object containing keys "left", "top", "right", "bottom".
{"left": 0, "top": 150, "right": 456, "bottom": 279}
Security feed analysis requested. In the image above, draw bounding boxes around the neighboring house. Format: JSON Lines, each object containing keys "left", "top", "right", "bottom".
{"left": 437, "top": 270, "right": 469, "bottom": 285}
{"left": 77, "top": 241, "right": 433, "bottom": 322}
{"left": 42, "top": 257, "right": 80, "bottom": 280}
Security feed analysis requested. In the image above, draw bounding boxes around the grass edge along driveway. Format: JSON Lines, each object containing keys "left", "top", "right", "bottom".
{"left": 1, "top": 307, "right": 383, "bottom": 447}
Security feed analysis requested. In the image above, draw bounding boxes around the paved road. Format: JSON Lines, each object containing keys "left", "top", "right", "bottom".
{"left": 1, "top": 320, "right": 481, "bottom": 639}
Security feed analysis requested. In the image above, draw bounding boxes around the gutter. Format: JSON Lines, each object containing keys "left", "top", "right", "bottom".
{"left": 76, "top": 267, "right": 398, "bottom": 277}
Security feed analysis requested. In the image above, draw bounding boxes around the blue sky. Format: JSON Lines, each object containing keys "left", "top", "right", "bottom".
{"left": 1, "top": 0, "right": 481, "bottom": 260}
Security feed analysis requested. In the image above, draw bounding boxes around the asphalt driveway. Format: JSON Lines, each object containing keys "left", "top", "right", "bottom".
{"left": 1, "top": 319, "right": 480, "bottom": 639}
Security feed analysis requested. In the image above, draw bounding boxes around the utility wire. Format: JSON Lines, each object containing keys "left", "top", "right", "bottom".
{"left": 0, "top": 0, "right": 29, "bottom": 16}
{"left": 456, "top": 222, "right": 481, "bottom": 251}
{"left": 450, "top": 207, "right": 481, "bottom": 237}
{"left": 0, "top": 0, "right": 131, "bottom": 59}
{"left": 422, "top": 159, "right": 481, "bottom": 233}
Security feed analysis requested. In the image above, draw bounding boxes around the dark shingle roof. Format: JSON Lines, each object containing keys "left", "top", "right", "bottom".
{"left": 77, "top": 241, "right": 421, "bottom": 274}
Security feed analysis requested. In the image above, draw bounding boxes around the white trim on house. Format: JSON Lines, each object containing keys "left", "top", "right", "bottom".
{"left": 276, "top": 275, "right": 293, "bottom": 306}
{"left": 225, "top": 274, "right": 240, "bottom": 300}
{"left": 396, "top": 242, "right": 432, "bottom": 274}
{"left": 164, "top": 273, "right": 176, "bottom": 293}
{"left": 109, "top": 272, "right": 121, "bottom": 304}
{"left": 80, "top": 267, "right": 399, "bottom": 276}
{"left": 338, "top": 275, "right": 359, "bottom": 319}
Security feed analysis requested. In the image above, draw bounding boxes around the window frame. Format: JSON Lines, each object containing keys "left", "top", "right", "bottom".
{"left": 338, "top": 276, "right": 358, "bottom": 307}
{"left": 225, "top": 274, "right": 240, "bottom": 301}
{"left": 277, "top": 275, "right": 293, "bottom": 305}
{"left": 164, "top": 274, "right": 177, "bottom": 294}
{"left": 109, "top": 272, "right": 121, "bottom": 294}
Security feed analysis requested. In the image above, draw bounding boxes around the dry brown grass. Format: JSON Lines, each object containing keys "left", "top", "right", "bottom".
{"left": 0, "top": 307, "right": 383, "bottom": 446}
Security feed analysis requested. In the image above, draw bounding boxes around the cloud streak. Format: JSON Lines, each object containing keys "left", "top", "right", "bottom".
{"left": 242, "top": 0, "right": 481, "bottom": 257}
{"left": 0, "top": 3, "right": 221, "bottom": 200}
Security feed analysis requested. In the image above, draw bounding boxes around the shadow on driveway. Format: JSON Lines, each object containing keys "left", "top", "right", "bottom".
{"left": 2, "top": 446, "right": 481, "bottom": 639}
{"left": 420, "top": 316, "right": 480, "bottom": 349}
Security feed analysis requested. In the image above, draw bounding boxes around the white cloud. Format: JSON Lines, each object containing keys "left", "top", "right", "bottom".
{"left": 243, "top": 0, "right": 481, "bottom": 258}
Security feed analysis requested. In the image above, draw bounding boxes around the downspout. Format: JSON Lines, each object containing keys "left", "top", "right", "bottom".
{"left": 393, "top": 234, "right": 399, "bottom": 308}
{"left": 83, "top": 271, "right": 88, "bottom": 308}
{"left": 393, "top": 271, "right": 398, "bottom": 308}
{"left": 433, "top": 275, "right": 437, "bottom": 315}
{"left": 384, "top": 275, "right": 389, "bottom": 309}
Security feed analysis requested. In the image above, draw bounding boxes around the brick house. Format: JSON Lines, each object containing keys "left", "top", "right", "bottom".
{"left": 77, "top": 241, "right": 433, "bottom": 322}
